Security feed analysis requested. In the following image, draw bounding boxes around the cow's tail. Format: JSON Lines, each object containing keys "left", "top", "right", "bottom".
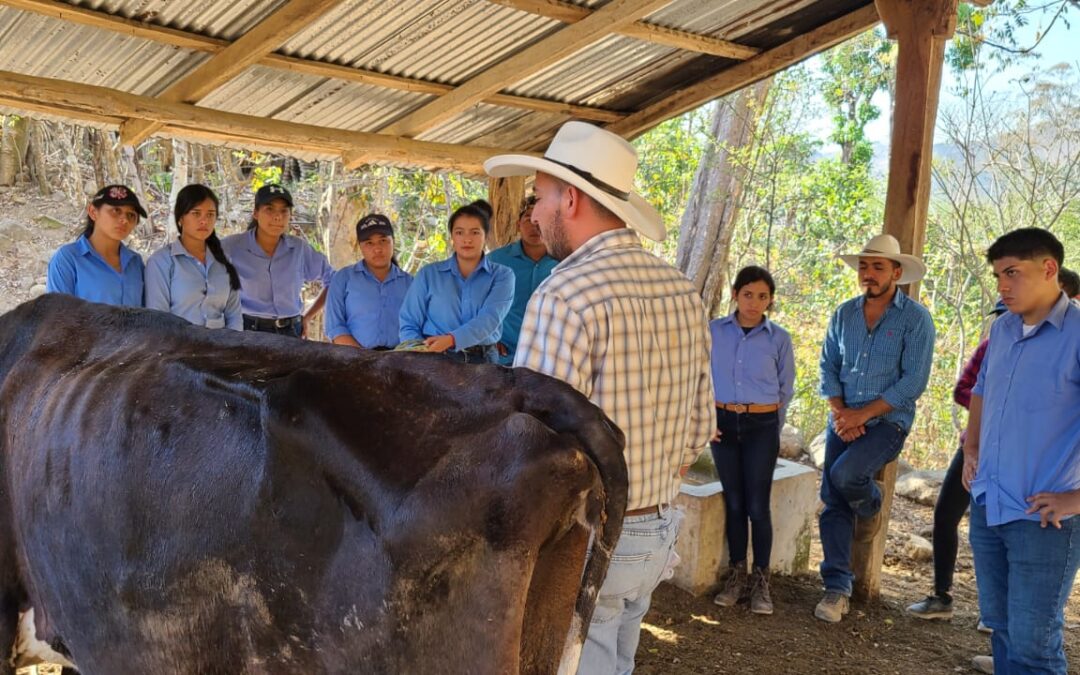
{"left": 516, "top": 372, "right": 628, "bottom": 674}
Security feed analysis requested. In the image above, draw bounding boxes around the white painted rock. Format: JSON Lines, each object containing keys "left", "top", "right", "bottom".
{"left": 29, "top": 283, "right": 46, "bottom": 297}
{"left": 779, "top": 424, "right": 805, "bottom": 459}
{"left": 906, "top": 534, "right": 934, "bottom": 562}
{"left": 895, "top": 470, "right": 947, "bottom": 507}
{"left": 809, "top": 431, "right": 827, "bottom": 469}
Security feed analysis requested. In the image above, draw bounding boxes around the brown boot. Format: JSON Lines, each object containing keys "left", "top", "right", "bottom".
{"left": 713, "top": 562, "right": 748, "bottom": 607}
{"left": 749, "top": 566, "right": 774, "bottom": 615}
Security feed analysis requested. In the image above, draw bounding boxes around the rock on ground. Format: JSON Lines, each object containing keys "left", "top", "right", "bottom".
{"left": 779, "top": 424, "right": 805, "bottom": 459}
{"left": 895, "top": 470, "right": 947, "bottom": 507}
{"left": 905, "top": 534, "right": 934, "bottom": 562}
{"left": 809, "top": 431, "right": 826, "bottom": 469}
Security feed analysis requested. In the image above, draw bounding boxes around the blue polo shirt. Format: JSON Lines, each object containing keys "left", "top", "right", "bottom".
{"left": 144, "top": 240, "right": 242, "bottom": 330}
{"left": 487, "top": 240, "right": 558, "bottom": 364}
{"left": 46, "top": 235, "right": 144, "bottom": 307}
{"left": 220, "top": 230, "right": 333, "bottom": 319}
{"left": 710, "top": 313, "right": 795, "bottom": 427}
{"left": 819, "top": 289, "right": 936, "bottom": 432}
{"left": 324, "top": 261, "right": 413, "bottom": 348}
{"left": 398, "top": 255, "right": 514, "bottom": 350}
{"left": 971, "top": 292, "right": 1080, "bottom": 526}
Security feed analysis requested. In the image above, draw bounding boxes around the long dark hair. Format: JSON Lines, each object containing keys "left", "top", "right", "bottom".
{"left": 732, "top": 265, "right": 776, "bottom": 311}
{"left": 448, "top": 203, "right": 491, "bottom": 235}
{"left": 175, "top": 184, "right": 241, "bottom": 291}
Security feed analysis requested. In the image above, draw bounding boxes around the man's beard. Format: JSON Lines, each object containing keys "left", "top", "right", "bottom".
{"left": 541, "top": 209, "right": 572, "bottom": 261}
{"left": 863, "top": 280, "right": 894, "bottom": 299}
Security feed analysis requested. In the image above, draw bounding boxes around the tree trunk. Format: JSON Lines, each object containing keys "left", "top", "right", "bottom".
{"left": 0, "top": 115, "right": 29, "bottom": 186}
{"left": 121, "top": 145, "right": 155, "bottom": 235}
{"left": 675, "top": 79, "right": 772, "bottom": 315}
{"left": 57, "top": 123, "right": 85, "bottom": 204}
{"left": 191, "top": 144, "right": 206, "bottom": 185}
{"left": 487, "top": 176, "right": 526, "bottom": 248}
{"left": 168, "top": 139, "right": 189, "bottom": 226}
{"left": 27, "top": 119, "right": 51, "bottom": 196}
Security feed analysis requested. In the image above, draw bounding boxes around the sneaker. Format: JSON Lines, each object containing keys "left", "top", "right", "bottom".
{"left": 749, "top": 567, "right": 774, "bottom": 615}
{"left": 814, "top": 591, "right": 850, "bottom": 623}
{"left": 977, "top": 619, "right": 993, "bottom": 634}
{"left": 906, "top": 593, "right": 953, "bottom": 620}
{"left": 971, "top": 654, "right": 994, "bottom": 673}
{"left": 713, "top": 562, "right": 748, "bottom": 607}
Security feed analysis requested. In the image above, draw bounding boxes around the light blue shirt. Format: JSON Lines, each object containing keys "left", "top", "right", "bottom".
{"left": 819, "top": 289, "right": 936, "bottom": 432}
{"left": 399, "top": 255, "right": 514, "bottom": 350}
{"left": 324, "top": 261, "right": 413, "bottom": 348}
{"left": 710, "top": 313, "right": 795, "bottom": 427}
{"left": 144, "top": 240, "right": 242, "bottom": 330}
{"left": 487, "top": 240, "right": 559, "bottom": 364}
{"left": 971, "top": 292, "right": 1080, "bottom": 526}
{"left": 220, "top": 230, "right": 333, "bottom": 319}
{"left": 46, "top": 235, "right": 144, "bottom": 307}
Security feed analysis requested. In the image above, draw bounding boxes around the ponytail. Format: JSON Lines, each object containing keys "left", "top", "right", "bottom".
{"left": 207, "top": 232, "right": 241, "bottom": 291}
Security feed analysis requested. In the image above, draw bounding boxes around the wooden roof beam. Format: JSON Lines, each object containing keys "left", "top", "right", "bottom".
{"left": 381, "top": 0, "right": 676, "bottom": 139}
{"left": 119, "top": 0, "right": 348, "bottom": 147}
{"left": 0, "top": 69, "right": 529, "bottom": 173}
{"left": 605, "top": 3, "right": 882, "bottom": 139}
{"left": 486, "top": 0, "right": 760, "bottom": 59}
{"left": 0, "top": 0, "right": 626, "bottom": 124}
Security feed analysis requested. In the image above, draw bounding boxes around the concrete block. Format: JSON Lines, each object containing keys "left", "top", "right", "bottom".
{"left": 671, "top": 458, "right": 819, "bottom": 597}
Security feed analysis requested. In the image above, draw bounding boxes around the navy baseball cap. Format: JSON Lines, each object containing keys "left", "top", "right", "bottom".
{"left": 989, "top": 299, "right": 1008, "bottom": 315}
{"left": 355, "top": 213, "right": 394, "bottom": 242}
{"left": 91, "top": 184, "right": 147, "bottom": 218}
{"left": 254, "top": 184, "right": 293, "bottom": 208}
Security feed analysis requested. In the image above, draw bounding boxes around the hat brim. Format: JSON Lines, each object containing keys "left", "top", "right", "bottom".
{"left": 484, "top": 154, "right": 665, "bottom": 242}
{"left": 839, "top": 252, "right": 927, "bottom": 285}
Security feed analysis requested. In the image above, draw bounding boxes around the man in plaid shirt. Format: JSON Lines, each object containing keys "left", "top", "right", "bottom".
{"left": 486, "top": 122, "right": 713, "bottom": 674}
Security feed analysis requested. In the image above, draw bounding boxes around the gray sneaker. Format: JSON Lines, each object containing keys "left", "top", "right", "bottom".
{"left": 977, "top": 619, "right": 993, "bottom": 634}
{"left": 713, "top": 562, "right": 748, "bottom": 607}
{"left": 749, "top": 567, "right": 773, "bottom": 615}
{"left": 814, "top": 591, "right": 850, "bottom": 623}
{"left": 971, "top": 655, "right": 994, "bottom": 674}
{"left": 906, "top": 593, "right": 953, "bottom": 620}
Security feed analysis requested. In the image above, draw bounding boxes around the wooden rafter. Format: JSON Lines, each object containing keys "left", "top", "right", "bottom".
{"left": 0, "top": 69, "right": 531, "bottom": 173}
{"left": 380, "top": 0, "right": 676, "bottom": 139}
{"left": 0, "top": 0, "right": 626, "bottom": 125}
{"left": 605, "top": 3, "right": 882, "bottom": 139}
{"left": 119, "top": 0, "right": 349, "bottom": 147}
{"left": 486, "top": 0, "right": 760, "bottom": 60}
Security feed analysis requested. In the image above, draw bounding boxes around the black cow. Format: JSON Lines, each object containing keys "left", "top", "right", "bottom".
{"left": 0, "top": 294, "right": 627, "bottom": 674}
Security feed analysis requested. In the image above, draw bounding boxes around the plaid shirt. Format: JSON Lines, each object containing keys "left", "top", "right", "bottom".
{"left": 514, "top": 228, "right": 714, "bottom": 511}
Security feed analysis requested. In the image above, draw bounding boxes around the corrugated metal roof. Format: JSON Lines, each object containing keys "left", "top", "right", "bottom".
{"left": 0, "top": 0, "right": 877, "bottom": 167}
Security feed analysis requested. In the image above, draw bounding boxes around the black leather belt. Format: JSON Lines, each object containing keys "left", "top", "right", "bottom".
{"left": 244, "top": 314, "right": 301, "bottom": 330}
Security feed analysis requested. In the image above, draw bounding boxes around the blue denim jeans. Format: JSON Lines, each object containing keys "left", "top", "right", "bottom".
{"left": 819, "top": 421, "right": 907, "bottom": 595}
{"left": 576, "top": 508, "right": 682, "bottom": 675}
{"left": 710, "top": 409, "right": 781, "bottom": 567}
{"left": 969, "top": 502, "right": 1080, "bottom": 675}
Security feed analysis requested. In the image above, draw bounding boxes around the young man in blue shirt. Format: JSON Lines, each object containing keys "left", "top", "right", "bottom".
{"left": 816, "top": 233, "right": 936, "bottom": 623}
{"left": 964, "top": 228, "right": 1080, "bottom": 674}
{"left": 487, "top": 196, "right": 558, "bottom": 365}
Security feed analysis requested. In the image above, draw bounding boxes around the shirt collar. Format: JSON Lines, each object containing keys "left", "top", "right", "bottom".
{"left": 246, "top": 228, "right": 295, "bottom": 257}
{"left": 854, "top": 287, "right": 908, "bottom": 310}
{"left": 718, "top": 311, "right": 774, "bottom": 334}
{"left": 558, "top": 228, "right": 639, "bottom": 269}
{"left": 1005, "top": 291, "right": 1073, "bottom": 338}
{"left": 356, "top": 261, "right": 403, "bottom": 281}
{"left": 438, "top": 254, "right": 491, "bottom": 277}
{"left": 77, "top": 234, "right": 136, "bottom": 269}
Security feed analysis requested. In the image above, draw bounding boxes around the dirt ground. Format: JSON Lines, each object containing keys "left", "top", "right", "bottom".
{"left": 636, "top": 494, "right": 1080, "bottom": 674}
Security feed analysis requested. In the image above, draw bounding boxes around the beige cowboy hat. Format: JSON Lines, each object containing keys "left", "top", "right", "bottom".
{"left": 483, "top": 121, "right": 666, "bottom": 242}
{"left": 839, "top": 233, "right": 927, "bottom": 284}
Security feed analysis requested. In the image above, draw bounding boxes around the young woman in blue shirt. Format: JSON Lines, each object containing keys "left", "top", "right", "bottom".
{"left": 144, "top": 184, "right": 242, "bottom": 330}
{"left": 324, "top": 213, "right": 412, "bottom": 349}
{"left": 46, "top": 184, "right": 147, "bottom": 307}
{"left": 398, "top": 202, "right": 514, "bottom": 363}
{"left": 220, "top": 184, "right": 333, "bottom": 338}
{"left": 710, "top": 265, "right": 795, "bottom": 616}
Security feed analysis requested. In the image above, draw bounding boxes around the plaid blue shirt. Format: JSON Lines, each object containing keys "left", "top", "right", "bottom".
{"left": 819, "top": 289, "right": 936, "bottom": 432}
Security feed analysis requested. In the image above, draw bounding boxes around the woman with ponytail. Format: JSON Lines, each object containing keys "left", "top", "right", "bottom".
{"left": 46, "top": 184, "right": 147, "bottom": 306}
{"left": 144, "top": 184, "right": 242, "bottom": 330}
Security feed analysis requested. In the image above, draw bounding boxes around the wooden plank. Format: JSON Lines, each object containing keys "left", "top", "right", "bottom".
{"left": 488, "top": 0, "right": 760, "bottom": 59}
{"left": 120, "top": 0, "right": 348, "bottom": 146}
{"left": 0, "top": 0, "right": 625, "bottom": 124}
{"left": 851, "top": 461, "right": 898, "bottom": 602}
{"left": 606, "top": 3, "right": 881, "bottom": 139}
{"left": 380, "top": 0, "right": 675, "bottom": 138}
{"left": 0, "top": 69, "right": 531, "bottom": 173}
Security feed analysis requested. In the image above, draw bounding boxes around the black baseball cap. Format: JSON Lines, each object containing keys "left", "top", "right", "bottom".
{"left": 254, "top": 184, "right": 294, "bottom": 208}
{"left": 91, "top": 184, "right": 147, "bottom": 218}
{"left": 355, "top": 213, "right": 394, "bottom": 242}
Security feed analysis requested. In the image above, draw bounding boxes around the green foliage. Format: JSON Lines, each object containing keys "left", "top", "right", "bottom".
{"left": 251, "top": 165, "right": 282, "bottom": 191}
{"left": 818, "top": 29, "right": 894, "bottom": 167}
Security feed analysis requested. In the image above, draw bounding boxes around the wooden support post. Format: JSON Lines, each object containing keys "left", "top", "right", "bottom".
{"left": 851, "top": 0, "right": 956, "bottom": 604}
{"left": 487, "top": 176, "right": 527, "bottom": 249}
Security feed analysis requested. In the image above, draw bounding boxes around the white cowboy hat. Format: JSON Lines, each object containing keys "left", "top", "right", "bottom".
{"left": 839, "top": 233, "right": 927, "bottom": 284}
{"left": 483, "top": 121, "right": 666, "bottom": 241}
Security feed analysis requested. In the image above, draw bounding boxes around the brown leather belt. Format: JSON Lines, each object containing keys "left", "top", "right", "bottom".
{"left": 716, "top": 402, "right": 780, "bottom": 414}
{"left": 625, "top": 504, "right": 668, "bottom": 517}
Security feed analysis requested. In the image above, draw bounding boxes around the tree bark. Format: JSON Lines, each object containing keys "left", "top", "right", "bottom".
{"left": 57, "top": 123, "right": 85, "bottom": 204}
{"left": 168, "top": 139, "right": 189, "bottom": 228}
{"left": 0, "top": 115, "right": 29, "bottom": 186}
{"left": 27, "top": 119, "right": 51, "bottom": 196}
{"left": 121, "top": 144, "right": 155, "bottom": 235}
{"left": 675, "top": 79, "right": 772, "bottom": 315}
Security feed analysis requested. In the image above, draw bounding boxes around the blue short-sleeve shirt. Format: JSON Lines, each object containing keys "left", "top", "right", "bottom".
{"left": 324, "top": 261, "right": 413, "bottom": 348}
{"left": 46, "top": 234, "right": 144, "bottom": 307}
{"left": 487, "top": 240, "right": 558, "bottom": 364}
{"left": 220, "top": 230, "right": 333, "bottom": 318}
{"left": 144, "top": 240, "right": 242, "bottom": 330}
